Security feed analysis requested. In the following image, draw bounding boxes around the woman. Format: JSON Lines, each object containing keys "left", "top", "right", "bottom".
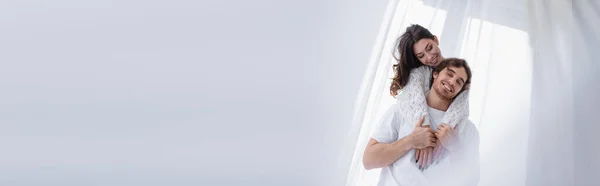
{"left": 391, "top": 24, "right": 470, "bottom": 169}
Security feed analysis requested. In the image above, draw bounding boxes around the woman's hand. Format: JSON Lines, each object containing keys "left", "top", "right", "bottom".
{"left": 435, "top": 123, "right": 459, "bottom": 151}
{"left": 415, "top": 147, "right": 434, "bottom": 169}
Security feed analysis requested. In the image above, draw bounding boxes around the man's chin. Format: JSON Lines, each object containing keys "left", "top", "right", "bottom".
{"left": 434, "top": 87, "right": 454, "bottom": 101}
{"left": 441, "top": 91, "right": 455, "bottom": 100}
{"left": 440, "top": 94, "right": 453, "bottom": 101}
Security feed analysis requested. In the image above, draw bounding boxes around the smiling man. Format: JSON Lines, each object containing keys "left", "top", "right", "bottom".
{"left": 363, "top": 58, "right": 480, "bottom": 186}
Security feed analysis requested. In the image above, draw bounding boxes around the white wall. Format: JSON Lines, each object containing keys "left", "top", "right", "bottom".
{"left": 0, "top": 0, "right": 388, "bottom": 185}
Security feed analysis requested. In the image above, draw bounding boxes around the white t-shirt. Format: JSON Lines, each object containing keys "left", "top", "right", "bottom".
{"left": 371, "top": 104, "right": 480, "bottom": 186}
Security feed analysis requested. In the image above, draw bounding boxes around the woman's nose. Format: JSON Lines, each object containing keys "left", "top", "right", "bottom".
{"left": 426, "top": 55, "right": 434, "bottom": 63}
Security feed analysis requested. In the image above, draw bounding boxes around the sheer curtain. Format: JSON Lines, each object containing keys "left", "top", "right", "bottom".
{"left": 342, "top": 0, "right": 533, "bottom": 185}
{"left": 526, "top": 0, "right": 600, "bottom": 186}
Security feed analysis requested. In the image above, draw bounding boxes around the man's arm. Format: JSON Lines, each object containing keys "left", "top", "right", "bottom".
{"left": 363, "top": 137, "right": 415, "bottom": 170}
{"left": 363, "top": 116, "right": 436, "bottom": 170}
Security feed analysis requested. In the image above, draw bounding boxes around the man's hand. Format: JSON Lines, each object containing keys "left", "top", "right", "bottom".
{"left": 411, "top": 116, "right": 436, "bottom": 169}
{"left": 434, "top": 123, "right": 459, "bottom": 150}
{"left": 409, "top": 116, "right": 437, "bottom": 149}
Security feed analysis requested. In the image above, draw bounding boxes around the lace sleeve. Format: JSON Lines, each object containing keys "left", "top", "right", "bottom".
{"left": 441, "top": 90, "right": 470, "bottom": 129}
{"left": 396, "top": 66, "right": 432, "bottom": 126}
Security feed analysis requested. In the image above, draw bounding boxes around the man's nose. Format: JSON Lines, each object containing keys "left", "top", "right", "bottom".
{"left": 449, "top": 79, "right": 456, "bottom": 86}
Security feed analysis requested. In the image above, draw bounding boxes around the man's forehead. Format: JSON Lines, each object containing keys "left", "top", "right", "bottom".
{"left": 447, "top": 65, "right": 468, "bottom": 80}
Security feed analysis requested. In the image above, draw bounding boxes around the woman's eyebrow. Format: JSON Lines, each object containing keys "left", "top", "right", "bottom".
{"left": 416, "top": 44, "right": 430, "bottom": 56}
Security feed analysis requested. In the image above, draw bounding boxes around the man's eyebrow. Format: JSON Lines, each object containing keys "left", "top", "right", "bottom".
{"left": 448, "top": 68, "right": 466, "bottom": 84}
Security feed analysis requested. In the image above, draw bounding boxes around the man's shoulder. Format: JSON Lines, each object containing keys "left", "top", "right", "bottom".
{"left": 387, "top": 103, "right": 404, "bottom": 113}
{"left": 384, "top": 104, "right": 408, "bottom": 122}
{"left": 464, "top": 120, "right": 477, "bottom": 129}
{"left": 461, "top": 119, "right": 480, "bottom": 137}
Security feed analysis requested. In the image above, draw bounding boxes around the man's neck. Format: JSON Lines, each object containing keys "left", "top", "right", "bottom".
{"left": 426, "top": 91, "right": 451, "bottom": 111}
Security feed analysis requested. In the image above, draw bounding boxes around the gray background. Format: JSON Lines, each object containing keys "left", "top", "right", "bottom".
{"left": 0, "top": 0, "right": 389, "bottom": 185}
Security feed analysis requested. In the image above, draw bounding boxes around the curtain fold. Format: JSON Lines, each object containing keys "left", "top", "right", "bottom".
{"left": 527, "top": 0, "right": 600, "bottom": 186}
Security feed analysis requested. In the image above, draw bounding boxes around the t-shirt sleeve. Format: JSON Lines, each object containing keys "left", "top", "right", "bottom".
{"left": 370, "top": 105, "right": 404, "bottom": 144}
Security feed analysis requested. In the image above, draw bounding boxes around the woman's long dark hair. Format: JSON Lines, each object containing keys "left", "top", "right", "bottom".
{"left": 390, "top": 24, "right": 435, "bottom": 97}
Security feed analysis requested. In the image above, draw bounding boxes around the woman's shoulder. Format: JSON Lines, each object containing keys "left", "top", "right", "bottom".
{"left": 410, "top": 65, "right": 433, "bottom": 73}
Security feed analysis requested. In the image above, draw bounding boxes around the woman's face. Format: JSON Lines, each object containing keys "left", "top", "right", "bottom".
{"left": 413, "top": 37, "right": 442, "bottom": 67}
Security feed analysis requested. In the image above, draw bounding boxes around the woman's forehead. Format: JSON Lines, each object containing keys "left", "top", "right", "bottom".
{"left": 413, "top": 38, "right": 434, "bottom": 52}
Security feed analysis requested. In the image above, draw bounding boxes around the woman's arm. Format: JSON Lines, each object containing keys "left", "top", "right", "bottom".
{"left": 395, "top": 66, "right": 434, "bottom": 168}
{"left": 395, "top": 66, "right": 432, "bottom": 125}
{"left": 441, "top": 90, "right": 470, "bottom": 128}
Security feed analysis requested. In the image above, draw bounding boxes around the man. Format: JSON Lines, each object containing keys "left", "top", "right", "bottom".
{"left": 362, "top": 58, "right": 480, "bottom": 186}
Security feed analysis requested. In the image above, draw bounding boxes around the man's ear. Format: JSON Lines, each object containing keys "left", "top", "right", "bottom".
{"left": 433, "top": 71, "right": 439, "bottom": 79}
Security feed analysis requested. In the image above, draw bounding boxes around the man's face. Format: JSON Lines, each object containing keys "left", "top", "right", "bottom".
{"left": 432, "top": 65, "right": 468, "bottom": 100}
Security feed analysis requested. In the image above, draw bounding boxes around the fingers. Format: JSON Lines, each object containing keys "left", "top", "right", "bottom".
{"left": 436, "top": 125, "right": 447, "bottom": 132}
{"left": 432, "top": 144, "right": 440, "bottom": 159}
{"left": 436, "top": 125, "right": 450, "bottom": 133}
{"left": 415, "top": 116, "right": 425, "bottom": 128}
{"left": 420, "top": 151, "right": 425, "bottom": 168}
{"left": 425, "top": 128, "right": 435, "bottom": 133}
{"left": 427, "top": 148, "right": 433, "bottom": 167}
{"left": 428, "top": 133, "right": 437, "bottom": 147}
{"left": 422, "top": 148, "right": 429, "bottom": 168}
{"left": 415, "top": 149, "right": 420, "bottom": 163}
{"left": 419, "top": 151, "right": 426, "bottom": 168}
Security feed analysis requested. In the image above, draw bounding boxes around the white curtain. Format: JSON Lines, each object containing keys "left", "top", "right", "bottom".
{"left": 342, "top": 0, "right": 600, "bottom": 186}
{"left": 526, "top": 0, "right": 600, "bottom": 186}
{"left": 342, "top": 0, "right": 534, "bottom": 185}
